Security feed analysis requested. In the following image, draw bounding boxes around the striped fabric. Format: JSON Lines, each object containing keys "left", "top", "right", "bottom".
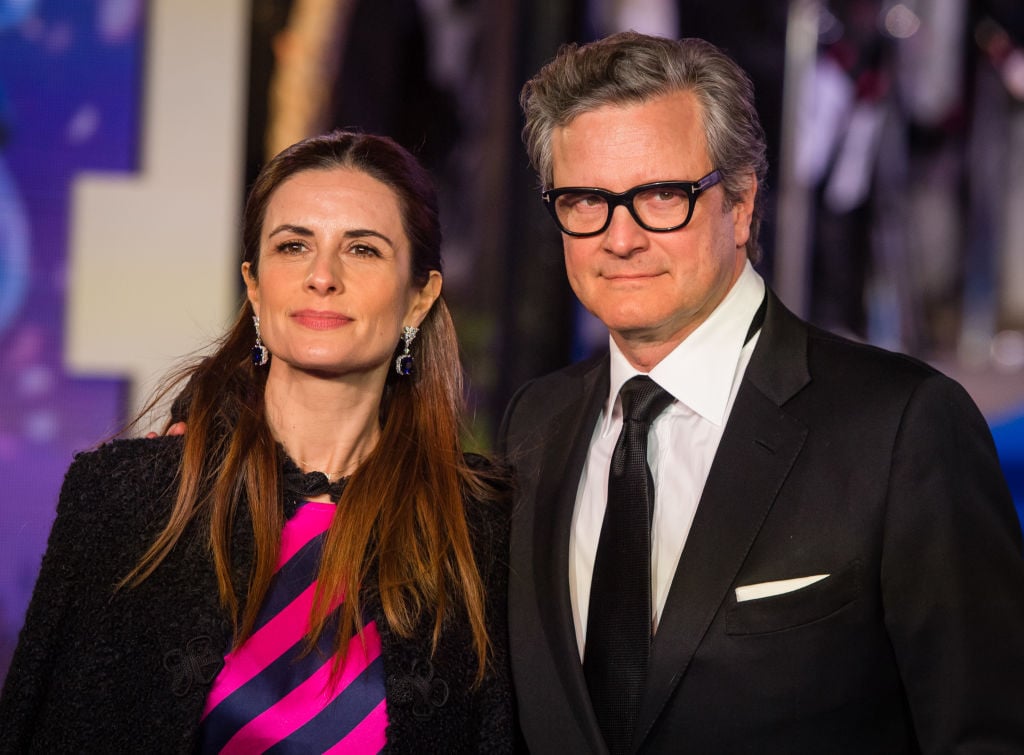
{"left": 198, "top": 501, "right": 387, "bottom": 753}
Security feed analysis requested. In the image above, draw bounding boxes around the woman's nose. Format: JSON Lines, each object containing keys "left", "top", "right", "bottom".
{"left": 305, "top": 253, "right": 340, "bottom": 293}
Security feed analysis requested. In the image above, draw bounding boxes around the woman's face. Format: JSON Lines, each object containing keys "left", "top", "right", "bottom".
{"left": 243, "top": 167, "right": 441, "bottom": 384}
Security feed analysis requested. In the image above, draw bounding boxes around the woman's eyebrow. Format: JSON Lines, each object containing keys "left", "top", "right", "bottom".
{"left": 267, "top": 225, "right": 395, "bottom": 250}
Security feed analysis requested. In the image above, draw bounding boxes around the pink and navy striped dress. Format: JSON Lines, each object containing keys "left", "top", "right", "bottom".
{"left": 198, "top": 500, "right": 387, "bottom": 753}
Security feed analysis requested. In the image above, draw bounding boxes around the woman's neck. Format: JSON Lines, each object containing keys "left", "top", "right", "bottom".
{"left": 263, "top": 368, "right": 383, "bottom": 479}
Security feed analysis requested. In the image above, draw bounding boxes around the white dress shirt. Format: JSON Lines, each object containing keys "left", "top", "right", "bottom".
{"left": 569, "top": 262, "right": 766, "bottom": 658}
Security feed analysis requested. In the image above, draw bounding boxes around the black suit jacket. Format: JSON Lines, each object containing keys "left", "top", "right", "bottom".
{"left": 500, "top": 289, "right": 1024, "bottom": 753}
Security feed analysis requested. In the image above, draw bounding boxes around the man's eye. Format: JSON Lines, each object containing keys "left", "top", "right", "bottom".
{"left": 642, "top": 188, "right": 686, "bottom": 205}
{"left": 559, "top": 193, "right": 605, "bottom": 212}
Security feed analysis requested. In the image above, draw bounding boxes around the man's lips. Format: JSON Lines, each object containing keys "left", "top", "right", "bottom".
{"left": 291, "top": 311, "right": 352, "bottom": 330}
{"left": 600, "top": 271, "right": 662, "bottom": 281}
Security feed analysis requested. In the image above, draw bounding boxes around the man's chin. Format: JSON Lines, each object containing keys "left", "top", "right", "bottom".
{"left": 593, "top": 308, "right": 669, "bottom": 339}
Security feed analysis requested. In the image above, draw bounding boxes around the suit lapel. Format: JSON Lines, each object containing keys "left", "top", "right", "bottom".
{"left": 531, "top": 356, "right": 610, "bottom": 745}
{"left": 633, "top": 291, "right": 811, "bottom": 747}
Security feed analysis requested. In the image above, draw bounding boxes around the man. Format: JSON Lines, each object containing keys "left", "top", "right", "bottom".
{"left": 500, "top": 32, "right": 1024, "bottom": 753}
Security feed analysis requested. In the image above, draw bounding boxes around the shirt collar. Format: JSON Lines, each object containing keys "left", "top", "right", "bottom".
{"left": 604, "top": 261, "right": 765, "bottom": 431}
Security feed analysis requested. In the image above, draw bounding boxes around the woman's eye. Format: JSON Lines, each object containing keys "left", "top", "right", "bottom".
{"left": 275, "top": 241, "right": 307, "bottom": 255}
{"left": 350, "top": 244, "right": 382, "bottom": 258}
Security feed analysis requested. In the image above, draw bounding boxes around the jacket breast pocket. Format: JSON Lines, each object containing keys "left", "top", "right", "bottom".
{"left": 724, "top": 560, "right": 861, "bottom": 636}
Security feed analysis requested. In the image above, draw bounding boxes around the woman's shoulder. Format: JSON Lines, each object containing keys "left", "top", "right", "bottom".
{"left": 66, "top": 435, "right": 183, "bottom": 481}
{"left": 60, "top": 436, "right": 183, "bottom": 516}
{"left": 33, "top": 437, "right": 188, "bottom": 580}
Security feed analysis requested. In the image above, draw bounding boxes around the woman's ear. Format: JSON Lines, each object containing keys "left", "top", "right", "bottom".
{"left": 242, "top": 261, "right": 259, "bottom": 316}
{"left": 406, "top": 271, "right": 442, "bottom": 327}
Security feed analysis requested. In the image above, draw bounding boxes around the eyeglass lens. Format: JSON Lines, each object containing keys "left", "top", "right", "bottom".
{"left": 552, "top": 186, "right": 692, "bottom": 234}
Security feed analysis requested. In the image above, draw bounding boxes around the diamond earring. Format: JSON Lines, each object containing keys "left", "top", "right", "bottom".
{"left": 252, "top": 316, "right": 269, "bottom": 367}
{"left": 394, "top": 325, "right": 419, "bottom": 376}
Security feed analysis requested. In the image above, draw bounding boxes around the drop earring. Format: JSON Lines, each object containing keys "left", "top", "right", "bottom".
{"left": 252, "top": 316, "right": 269, "bottom": 367}
{"left": 394, "top": 325, "right": 418, "bottom": 376}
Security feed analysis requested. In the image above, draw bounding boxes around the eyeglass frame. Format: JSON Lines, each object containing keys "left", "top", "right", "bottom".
{"left": 540, "top": 169, "right": 723, "bottom": 237}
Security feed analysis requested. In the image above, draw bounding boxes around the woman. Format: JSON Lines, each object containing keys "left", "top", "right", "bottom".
{"left": 0, "top": 131, "right": 512, "bottom": 753}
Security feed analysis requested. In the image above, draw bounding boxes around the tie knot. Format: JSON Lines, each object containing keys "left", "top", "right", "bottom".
{"left": 619, "top": 376, "right": 673, "bottom": 425}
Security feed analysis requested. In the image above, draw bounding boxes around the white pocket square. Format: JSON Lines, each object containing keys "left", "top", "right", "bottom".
{"left": 735, "top": 574, "right": 830, "bottom": 602}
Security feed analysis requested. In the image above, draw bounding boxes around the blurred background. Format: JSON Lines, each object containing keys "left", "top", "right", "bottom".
{"left": 1, "top": 0, "right": 1022, "bottom": 684}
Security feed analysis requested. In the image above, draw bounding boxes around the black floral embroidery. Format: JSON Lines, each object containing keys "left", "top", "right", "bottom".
{"left": 163, "top": 635, "right": 223, "bottom": 697}
{"left": 389, "top": 659, "right": 450, "bottom": 720}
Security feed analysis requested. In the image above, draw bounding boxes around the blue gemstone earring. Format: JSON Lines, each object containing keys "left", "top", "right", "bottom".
{"left": 395, "top": 325, "right": 418, "bottom": 376}
{"left": 252, "top": 316, "right": 269, "bottom": 367}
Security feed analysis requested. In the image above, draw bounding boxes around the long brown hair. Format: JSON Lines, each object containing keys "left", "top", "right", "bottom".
{"left": 125, "top": 130, "right": 498, "bottom": 681}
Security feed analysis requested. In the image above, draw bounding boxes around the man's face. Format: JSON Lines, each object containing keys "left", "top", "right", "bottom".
{"left": 550, "top": 90, "right": 755, "bottom": 368}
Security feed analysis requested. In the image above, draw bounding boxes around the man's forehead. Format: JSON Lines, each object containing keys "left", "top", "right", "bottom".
{"left": 550, "top": 93, "right": 711, "bottom": 188}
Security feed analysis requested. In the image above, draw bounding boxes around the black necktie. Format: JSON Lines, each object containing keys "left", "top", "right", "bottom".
{"left": 584, "top": 375, "right": 674, "bottom": 754}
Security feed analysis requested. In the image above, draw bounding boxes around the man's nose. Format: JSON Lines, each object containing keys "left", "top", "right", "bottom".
{"left": 602, "top": 204, "right": 647, "bottom": 256}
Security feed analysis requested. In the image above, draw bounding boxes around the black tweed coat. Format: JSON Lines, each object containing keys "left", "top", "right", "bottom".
{"left": 0, "top": 436, "right": 512, "bottom": 753}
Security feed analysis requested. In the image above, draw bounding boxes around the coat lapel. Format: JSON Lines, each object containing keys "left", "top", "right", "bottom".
{"left": 633, "top": 291, "right": 811, "bottom": 747}
{"left": 530, "top": 356, "right": 610, "bottom": 745}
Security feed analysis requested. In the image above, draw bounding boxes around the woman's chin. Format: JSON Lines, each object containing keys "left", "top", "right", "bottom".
{"left": 270, "top": 356, "right": 387, "bottom": 382}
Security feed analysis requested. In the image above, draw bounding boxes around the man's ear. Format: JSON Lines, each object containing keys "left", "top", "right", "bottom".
{"left": 732, "top": 173, "right": 757, "bottom": 250}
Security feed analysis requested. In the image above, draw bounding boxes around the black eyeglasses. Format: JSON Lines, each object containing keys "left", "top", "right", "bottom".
{"left": 541, "top": 170, "right": 722, "bottom": 237}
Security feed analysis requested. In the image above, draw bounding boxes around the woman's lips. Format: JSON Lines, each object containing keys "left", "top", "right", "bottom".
{"left": 291, "top": 311, "right": 351, "bottom": 330}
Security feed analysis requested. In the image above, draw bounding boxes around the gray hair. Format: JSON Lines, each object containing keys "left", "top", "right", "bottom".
{"left": 520, "top": 32, "right": 768, "bottom": 262}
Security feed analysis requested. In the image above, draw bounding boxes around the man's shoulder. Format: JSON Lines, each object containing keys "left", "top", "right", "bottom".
{"left": 764, "top": 288, "right": 941, "bottom": 386}
{"left": 519, "top": 351, "right": 606, "bottom": 396}
{"left": 753, "top": 295, "right": 968, "bottom": 416}
{"left": 497, "top": 352, "right": 606, "bottom": 452}
{"left": 775, "top": 321, "right": 986, "bottom": 429}
{"left": 803, "top": 324, "right": 944, "bottom": 386}
{"left": 507, "top": 353, "right": 606, "bottom": 415}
